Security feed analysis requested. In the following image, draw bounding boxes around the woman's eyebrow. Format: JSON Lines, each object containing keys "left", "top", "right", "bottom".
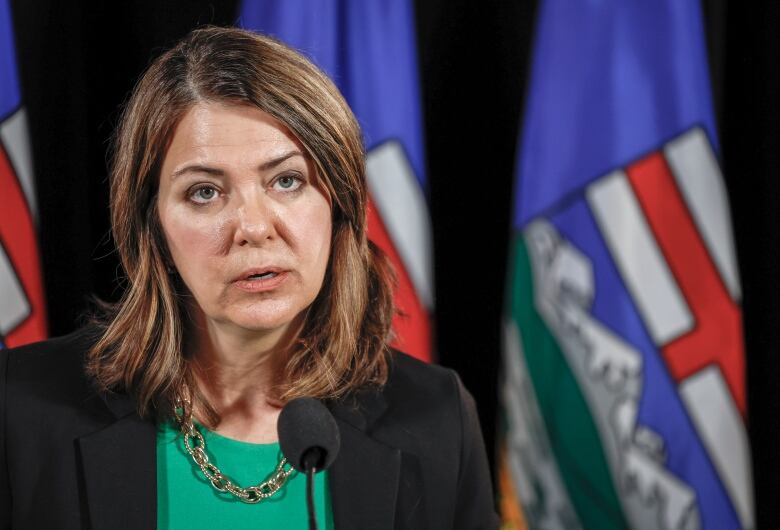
{"left": 171, "top": 165, "right": 224, "bottom": 180}
{"left": 171, "top": 151, "right": 305, "bottom": 180}
{"left": 258, "top": 150, "right": 304, "bottom": 171}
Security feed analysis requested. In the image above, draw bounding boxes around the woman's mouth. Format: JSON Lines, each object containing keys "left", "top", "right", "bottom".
{"left": 234, "top": 269, "right": 289, "bottom": 292}
{"left": 247, "top": 271, "right": 278, "bottom": 280}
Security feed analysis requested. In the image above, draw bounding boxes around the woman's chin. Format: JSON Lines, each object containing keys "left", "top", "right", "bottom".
{"left": 221, "top": 308, "right": 305, "bottom": 337}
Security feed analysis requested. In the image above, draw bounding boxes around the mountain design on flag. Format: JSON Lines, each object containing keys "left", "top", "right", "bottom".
{"left": 503, "top": 127, "right": 751, "bottom": 530}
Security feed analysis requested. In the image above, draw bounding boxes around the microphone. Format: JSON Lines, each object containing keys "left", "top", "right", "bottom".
{"left": 278, "top": 398, "right": 340, "bottom": 530}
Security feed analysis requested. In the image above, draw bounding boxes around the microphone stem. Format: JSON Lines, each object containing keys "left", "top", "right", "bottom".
{"left": 306, "top": 466, "right": 318, "bottom": 530}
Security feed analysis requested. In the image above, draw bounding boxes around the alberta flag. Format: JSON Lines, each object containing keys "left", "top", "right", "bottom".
{"left": 0, "top": 0, "right": 46, "bottom": 349}
{"left": 239, "top": 0, "right": 433, "bottom": 362}
{"left": 499, "top": 2, "right": 752, "bottom": 530}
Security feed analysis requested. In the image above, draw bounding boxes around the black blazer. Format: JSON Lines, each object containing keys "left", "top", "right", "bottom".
{"left": 0, "top": 328, "right": 499, "bottom": 529}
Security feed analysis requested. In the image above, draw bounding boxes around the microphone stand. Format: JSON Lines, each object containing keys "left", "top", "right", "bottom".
{"left": 302, "top": 448, "right": 322, "bottom": 530}
{"left": 306, "top": 466, "right": 317, "bottom": 530}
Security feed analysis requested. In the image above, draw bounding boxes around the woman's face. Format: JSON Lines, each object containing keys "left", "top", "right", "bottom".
{"left": 157, "top": 102, "right": 332, "bottom": 338}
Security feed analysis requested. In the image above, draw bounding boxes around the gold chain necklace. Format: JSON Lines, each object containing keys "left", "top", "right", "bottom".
{"left": 173, "top": 398, "right": 294, "bottom": 504}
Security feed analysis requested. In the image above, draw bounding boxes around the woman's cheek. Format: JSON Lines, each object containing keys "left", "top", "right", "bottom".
{"left": 196, "top": 214, "right": 234, "bottom": 256}
{"left": 297, "top": 193, "right": 332, "bottom": 249}
{"left": 165, "top": 208, "right": 233, "bottom": 266}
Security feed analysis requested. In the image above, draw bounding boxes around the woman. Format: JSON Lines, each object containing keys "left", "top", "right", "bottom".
{"left": 0, "top": 27, "right": 498, "bottom": 529}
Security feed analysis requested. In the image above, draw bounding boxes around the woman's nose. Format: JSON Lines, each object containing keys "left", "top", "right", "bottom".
{"left": 233, "top": 197, "right": 276, "bottom": 247}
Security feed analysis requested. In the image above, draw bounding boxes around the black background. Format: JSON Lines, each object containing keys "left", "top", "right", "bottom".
{"left": 9, "top": 0, "right": 780, "bottom": 526}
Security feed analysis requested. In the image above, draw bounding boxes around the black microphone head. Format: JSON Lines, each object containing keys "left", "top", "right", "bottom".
{"left": 278, "top": 397, "right": 340, "bottom": 472}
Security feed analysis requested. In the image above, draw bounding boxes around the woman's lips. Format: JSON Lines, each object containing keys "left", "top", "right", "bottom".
{"left": 233, "top": 271, "right": 289, "bottom": 292}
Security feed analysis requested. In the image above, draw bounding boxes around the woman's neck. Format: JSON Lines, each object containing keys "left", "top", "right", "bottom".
{"left": 186, "top": 314, "right": 301, "bottom": 443}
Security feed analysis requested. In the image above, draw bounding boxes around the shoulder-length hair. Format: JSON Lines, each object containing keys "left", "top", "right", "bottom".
{"left": 86, "top": 26, "right": 395, "bottom": 425}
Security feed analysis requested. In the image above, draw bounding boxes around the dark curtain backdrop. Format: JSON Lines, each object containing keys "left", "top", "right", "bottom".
{"left": 10, "top": 1, "right": 780, "bottom": 526}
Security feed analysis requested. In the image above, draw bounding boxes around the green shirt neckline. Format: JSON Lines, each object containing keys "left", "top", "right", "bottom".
{"left": 156, "top": 417, "right": 334, "bottom": 530}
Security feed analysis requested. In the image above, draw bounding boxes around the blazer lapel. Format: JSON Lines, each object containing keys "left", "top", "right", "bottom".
{"left": 76, "top": 385, "right": 402, "bottom": 530}
{"left": 77, "top": 391, "right": 157, "bottom": 530}
{"left": 328, "top": 390, "right": 401, "bottom": 530}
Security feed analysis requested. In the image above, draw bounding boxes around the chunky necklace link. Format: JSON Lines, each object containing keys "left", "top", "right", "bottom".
{"left": 173, "top": 398, "right": 294, "bottom": 504}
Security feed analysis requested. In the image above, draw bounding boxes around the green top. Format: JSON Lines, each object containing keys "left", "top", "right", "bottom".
{"left": 157, "top": 418, "right": 334, "bottom": 530}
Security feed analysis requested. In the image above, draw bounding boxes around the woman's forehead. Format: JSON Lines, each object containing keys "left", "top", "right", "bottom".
{"left": 160, "top": 103, "right": 307, "bottom": 174}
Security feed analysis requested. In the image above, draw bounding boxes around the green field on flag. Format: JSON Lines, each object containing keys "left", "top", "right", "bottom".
{"left": 509, "top": 233, "right": 628, "bottom": 530}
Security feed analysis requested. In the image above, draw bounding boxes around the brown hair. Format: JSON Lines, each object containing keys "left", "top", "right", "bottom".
{"left": 86, "top": 26, "right": 395, "bottom": 425}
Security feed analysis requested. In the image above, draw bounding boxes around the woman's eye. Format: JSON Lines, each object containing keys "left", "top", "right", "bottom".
{"left": 189, "top": 186, "right": 219, "bottom": 204}
{"left": 274, "top": 174, "right": 303, "bottom": 192}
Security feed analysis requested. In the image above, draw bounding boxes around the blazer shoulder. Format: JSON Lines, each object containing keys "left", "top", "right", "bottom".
{"left": 2, "top": 326, "right": 101, "bottom": 399}
{"left": 376, "top": 351, "right": 500, "bottom": 528}
{"left": 386, "top": 350, "right": 460, "bottom": 396}
{"left": 379, "top": 350, "right": 474, "bottom": 437}
{"left": 383, "top": 350, "right": 472, "bottom": 411}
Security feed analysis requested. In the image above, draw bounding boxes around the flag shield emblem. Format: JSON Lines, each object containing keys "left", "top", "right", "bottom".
{"left": 503, "top": 127, "right": 751, "bottom": 530}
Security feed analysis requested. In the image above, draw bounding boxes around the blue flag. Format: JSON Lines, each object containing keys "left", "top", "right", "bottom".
{"left": 0, "top": 0, "right": 21, "bottom": 122}
{"left": 499, "top": 1, "right": 752, "bottom": 529}
{"left": 239, "top": 0, "right": 434, "bottom": 361}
